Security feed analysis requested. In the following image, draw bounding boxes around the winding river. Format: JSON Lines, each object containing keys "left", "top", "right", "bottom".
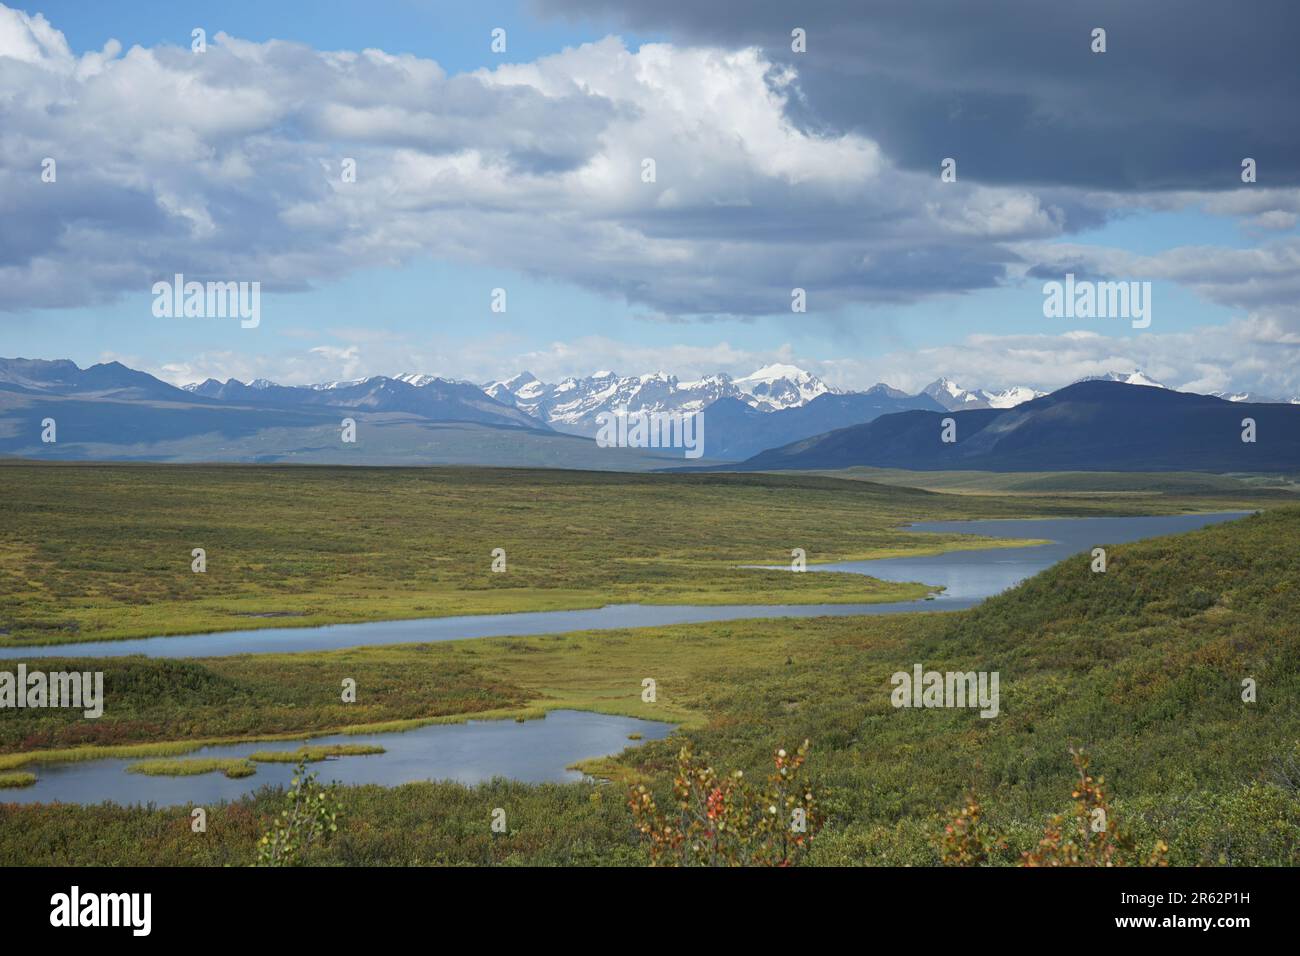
{"left": 0, "top": 512, "right": 1249, "bottom": 661}
{"left": 0, "top": 511, "right": 1248, "bottom": 805}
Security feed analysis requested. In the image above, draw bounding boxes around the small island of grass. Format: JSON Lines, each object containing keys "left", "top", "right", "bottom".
{"left": 127, "top": 758, "right": 257, "bottom": 779}
{"left": 247, "top": 743, "right": 386, "bottom": 764}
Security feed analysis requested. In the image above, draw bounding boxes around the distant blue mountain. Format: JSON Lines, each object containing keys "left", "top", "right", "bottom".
{"left": 0, "top": 359, "right": 956, "bottom": 464}
{"left": 183, "top": 374, "right": 543, "bottom": 429}
{"left": 0, "top": 358, "right": 194, "bottom": 402}
{"left": 6, "top": 360, "right": 1297, "bottom": 473}
{"left": 0, "top": 358, "right": 541, "bottom": 429}
{"left": 735, "top": 381, "right": 1300, "bottom": 473}
{"left": 699, "top": 387, "right": 946, "bottom": 460}
{"left": 0, "top": 358, "right": 701, "bottom": 469}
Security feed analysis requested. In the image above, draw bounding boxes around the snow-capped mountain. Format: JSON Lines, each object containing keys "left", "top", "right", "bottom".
{"left": 1212, "top": 390, "right": 1264, "bottom": 403}
{"left": 921, "top": 378, "right": 1045, "bottom": 411}
{"left": 482, "top": 365, "right": 838, "bottom": 436}
{"left": 734, "top": 364, "right": 834, "bottom": 411}
{"left": 983, "top": 385, "right": 1047, "bottom": 409}
{"left": 1081, "top": 370, "right": 1167, "bottom": 389}
{"left": 393, "top": 372, "right": 443, "bottom": 388}
{"left": 923, "top": 378, "right": 989, "bottom": 411}
{"left": 483, "top": 370, "right": 743, "bottom": 436}
{"left": 303, "top": 377, "right": 367, "bottom": 391}
{"left": 481, "top": 366, "right": 1051, "bottom": 434}
{"left": 17, "top": 356, "right": 1295, "bottom": 467}
{"left": 183, "top": 373, "right": 541, "bottom": 429}
{"left": 178, "top": 363, "right": 1293, "bottom": 452}
{"left": 1207, "top": 384, "right": 1300, "bottom": 404}
{"left": 180, "top": 365, "right": 1057, "bottom": 431}
{"left": 923, "top": 371, "right": 1171, "bottom": 413}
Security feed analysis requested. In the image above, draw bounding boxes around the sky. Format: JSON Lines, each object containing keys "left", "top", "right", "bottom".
{"left": 1, "top": 0, "right": 1298, "bottom": 396}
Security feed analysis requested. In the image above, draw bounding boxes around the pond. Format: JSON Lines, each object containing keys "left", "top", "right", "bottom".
{"left": 2, "top": 710, "right": 673, "bottom": 807}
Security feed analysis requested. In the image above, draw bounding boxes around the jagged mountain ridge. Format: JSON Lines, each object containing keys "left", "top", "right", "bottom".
{"left": 4, "top": 358, "right": 1295, "bottom": 466}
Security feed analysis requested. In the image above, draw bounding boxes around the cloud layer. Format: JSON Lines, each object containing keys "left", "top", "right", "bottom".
{"left": 2, "top": 4, "right": 1298, "bottom": 400}
{"left": 0, "top": 4, "right": 1101, "bottom": 319}
{"left": 537, "top": 0, "right": 1300, "bottom": 190}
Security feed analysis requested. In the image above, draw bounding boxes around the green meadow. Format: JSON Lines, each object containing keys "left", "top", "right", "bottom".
{"left": 0, "top": 463, "right": 1297, "bottom": 865}
{"left": 1, "top": 462, "right": 1287, "bottom": 648}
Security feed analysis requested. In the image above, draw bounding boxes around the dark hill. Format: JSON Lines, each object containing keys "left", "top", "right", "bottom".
{"left": 737, "top": 381, "right": 1300, "bottom": 473}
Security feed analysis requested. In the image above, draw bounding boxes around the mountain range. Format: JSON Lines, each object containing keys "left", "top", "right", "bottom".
{"left": 483, "top": 364, "right": 838, "bottom": 435}
{"left": 184, "top": 373, "right": 540, "bottom": 430}
{"left": 0, "top": 358, "right": 638, "bottom": 469}
{"left": 2, "top": 357, "right": 1297, "bottom": 471}
{"left": 735, "top": 380, "right": 1300, "bottom": 474}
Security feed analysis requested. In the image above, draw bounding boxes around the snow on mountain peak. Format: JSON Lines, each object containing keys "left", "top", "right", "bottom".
{"left": 737, "top": 363, "right": 814, "bottom": 384}
{"left": 983, "top": 385, "right": 1046, "bottom": 408}
{"left": 734, "top": 364, "right": 830, "bottom": 410}
{"left": 1083, "top": 370, "right": 1168, "bottom": 389}
{"left": 394, "top": 372, "right": 444, "bottom": 387}
{"left": 929, "top": 377, "right": 969, "bottom": 398}
{"left": 923, "top": 378, "right": 984, "bottom": 409}
{"left": 309, "top": 376, "right": 370, "bottom": 390}
{"left": 922, "top": 378, "right": 1044, "bottom": 411}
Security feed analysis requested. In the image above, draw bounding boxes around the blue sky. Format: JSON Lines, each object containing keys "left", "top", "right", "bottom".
{"left": 28, "top": 0, "right": 651, "bottom": 73}
{"left": 2, "top": 1, "right": 1297, "bottom": 396}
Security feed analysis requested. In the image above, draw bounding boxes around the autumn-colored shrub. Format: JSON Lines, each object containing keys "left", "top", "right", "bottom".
{"left": 940, "top": 747, "right": 1168, "bottom": 867}
{"left": 936, "top": 794, "right": 1006, "bottom": 866}
{"left": 629, "top": 739, "right": 823, "bottom": 866}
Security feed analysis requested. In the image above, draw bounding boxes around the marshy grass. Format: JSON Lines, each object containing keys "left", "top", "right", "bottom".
{"left": 0, "top": 771, "right": 36, "bottom": 788}
{"left": 127, "top": 757, "right": 257, "bottom": 778}
{"left": 10, "top": 462, "right": 1224, "bottom": 649}
{"left": 248, "top": 743, "right": 385, "bottom": 763}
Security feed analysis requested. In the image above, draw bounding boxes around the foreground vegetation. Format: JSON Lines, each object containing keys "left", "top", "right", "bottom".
{"left": 2, "top": 506, "right": 1297, "bottom": 865}
{"left": 2, "top": 462, "right": 1288, "bottom": 647}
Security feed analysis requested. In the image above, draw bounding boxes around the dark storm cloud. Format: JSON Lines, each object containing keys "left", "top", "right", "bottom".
{"left": 534, "top": 0, "right": 1300, "bottom": 190}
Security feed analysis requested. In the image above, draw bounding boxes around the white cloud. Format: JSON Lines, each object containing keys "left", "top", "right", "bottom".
{"left": 5, "top": 2, "right": 1297, "bottom": 404}
{"left": 818, "top": 323, "right": 1300, "bottom": 399}
{"left": 129, "top": 315, "right": 1300, "bottom": 405}
{"left": 1016, "top": 237, "right": 1300, "bottom": 332}
{"left": 0, "top": 6, "right": 1082, "bottom": 319}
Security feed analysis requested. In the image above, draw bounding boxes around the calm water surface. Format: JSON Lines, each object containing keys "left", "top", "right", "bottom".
{"left": 804, "top": 511, "right": 1249, "bottom": 601}
{"left": 4, "top": 710, "right": 672, "bottom": 807}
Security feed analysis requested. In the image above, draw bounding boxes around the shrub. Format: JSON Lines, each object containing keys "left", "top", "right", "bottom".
{"left": 940, "top": 747, "right": 1168, "bottom": 867}
{"left": 935, "top": 794, "right": 1006, "bottom": 866}
{"left": 629, "top": 739, "right": 824, "bottom": 866}
{"left": 254, "top": 758, "right": 344, "bottom": 866}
